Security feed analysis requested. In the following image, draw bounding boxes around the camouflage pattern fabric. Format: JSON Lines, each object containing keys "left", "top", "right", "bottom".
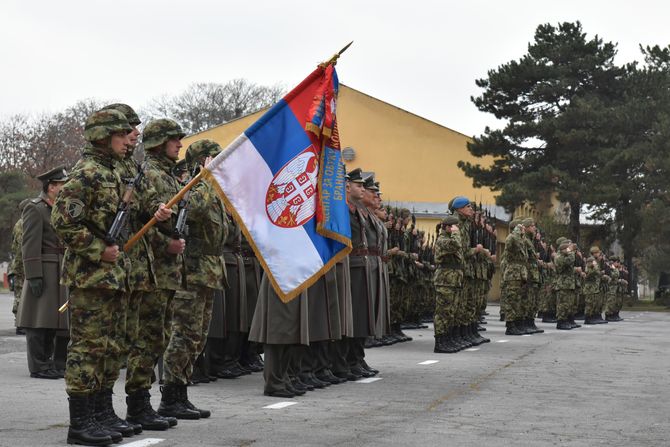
{"left": 554, "top": 250, "right": 576, "bottom": 320}
{"left": 605, "top": 269, "right": 619, "bottom": 316}
{"left": 9, "top": 218, "right": 24, "bottom": 316}
{"left": 501, "top": 226, "right": 527, "bottom": 322}
{"left": 556, "top": 290, "right": 574, "bottom": 320}
{"left": 433, "top": 228, "right": 463, "bottom": 335}
{"left": 125, "top": 289, "right": 174, "bottom": 394}
{"left": 139, "top": 151, "right": 184, "bottom": 291}
{"left": 163, "top": 286, "right": 215, "bottom": 385}
{"left": 51, "top": 144, "right": 130, "bottom": 291}
{"left": 65, "top": 288, "right": 125, "bottom": 395}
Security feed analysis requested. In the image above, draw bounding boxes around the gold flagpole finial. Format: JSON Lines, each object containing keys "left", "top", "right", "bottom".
{"left": 320, "top": 41, "right": 353, "bottom": 67}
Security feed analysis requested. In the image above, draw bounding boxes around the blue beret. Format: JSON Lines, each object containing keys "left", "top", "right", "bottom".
{"left": 450, "top": 196, "right": 470, "bottom": 210}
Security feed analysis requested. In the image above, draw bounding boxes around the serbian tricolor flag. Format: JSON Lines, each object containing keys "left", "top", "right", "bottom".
{"left": 202, "top": 63, "right": 351, "bottom": 302}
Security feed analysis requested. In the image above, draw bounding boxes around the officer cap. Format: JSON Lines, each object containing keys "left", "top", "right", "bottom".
{"left": 522, "top": 217, "right": 535, "bottom": 227}
{"left": 347, "top": 168, "right": 365, "bottom": 183}
{"left": 101, "top": 103, "right": 141, "bottom": 126}
{"left": 186, "top": 139, "right": 222, "bottom": 164}
{"left": 589, "top": 246, "right": 601, "bottom": 255}
{"left": 449, "top": 196, "right": 470, "bottom": 211}
{"left": 84, "top": 109, "right": 132, "bottom": 142}
{"left": 363, "top": 174, "right": 378, "bottom": 191}
{"left": 36, "top": 165, "right": 69, "bottom": 184}
{"left": 443, "top": 215, "right": 459, "bottom": 226}
{"left": 142, "top": 119, "right": 186, "bottom": 150}
{"left": 559, "top": 242, "right": 571, "bottom": 251}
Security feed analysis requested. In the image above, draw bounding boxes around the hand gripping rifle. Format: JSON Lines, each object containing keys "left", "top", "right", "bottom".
{"left": 105, "top": 161, "right": 147, "bottom": 245}
{"left": 59, "top": 161, "right": 147, "bottom": 313}
{"left": 173, "top": 164, "right": 200, "bottom": 239}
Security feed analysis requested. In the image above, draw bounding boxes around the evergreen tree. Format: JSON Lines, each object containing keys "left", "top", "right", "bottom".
{"left": 459, "top": 21, "right": 625, "bottom": 243}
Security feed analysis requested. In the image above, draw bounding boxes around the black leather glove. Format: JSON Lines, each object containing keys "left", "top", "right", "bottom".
{"left": 28, "top": 278, "right": 43, "bottom": 298}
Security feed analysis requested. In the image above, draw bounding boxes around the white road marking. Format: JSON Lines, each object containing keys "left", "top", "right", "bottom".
{"left": 465, "top": 348, "right": 480, "bottom": 352}
{"left": 356, "top": 377, "right": 383, "bottom": 384}
{"left": 522, "top": 334, "right": 532, "bottom": 337}
{"left": 263, "top": 401, "right": 298, "bottom": 409}
{"left": 120, "top": 439, "right": 165, "bottom": 447}
{"left": 418, "top": 360, "right": 439, "bottom": 365}
{"left": 496, "top": 340, "right": 509, "bottom": 343}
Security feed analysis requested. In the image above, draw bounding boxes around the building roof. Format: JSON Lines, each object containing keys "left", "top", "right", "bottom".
{"left": 384, "top": 200, "right": 510, "bottom": 222}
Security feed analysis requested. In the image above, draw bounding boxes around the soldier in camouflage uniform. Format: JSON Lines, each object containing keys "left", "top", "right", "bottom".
{"left": 433, "top": 215, "right": 464, "bottom": 353}
{"left": 52, "top": 109, "right": 142, "bottom": 446}
{"left": 124, "top": 119, "right": 186, "bottom": 426}
{"left": 159, "top": 139, "right": 228, "bottom": 420}
{"left": 605, "top": 257, "right": 625, "bottom": 321}
{"left": 554, "top": 239, "right": 578, "bottom": 330}
{"left": 451, "top": 196, "right": 488, "bottom": 346}
{"left": 521, "top": 217, "right": 543, "bottom": 334}
{"left": 99, "top": 104, "right": 176, "bottom": 432}
{"left": 501, "top": 219, "right": 527, "bottom": 335}
{"left": 8, "top": 199, "right": 30, "bottom": 334}
{"left": 583, "top": 255, "right": 605, "bottom": 325}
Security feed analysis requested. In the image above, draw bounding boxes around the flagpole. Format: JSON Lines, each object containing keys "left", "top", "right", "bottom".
{"left": 320, "top": 41, "right": 353, "bottom": 67}
{"left": 59, "top": 169, "right": 206, "bottom": 314}
{"left": 124, "top": 170, "right": 205, "bottom": 252}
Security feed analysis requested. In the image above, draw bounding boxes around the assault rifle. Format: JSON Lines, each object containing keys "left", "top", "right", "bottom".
{"left": 173, "top": 164, "right": 200, "bottom": 239}
{"left": 105, "top": 161, "right": 147, "bottom": 245}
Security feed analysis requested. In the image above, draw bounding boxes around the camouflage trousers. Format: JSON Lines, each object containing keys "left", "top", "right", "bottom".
{"left": 524, "top": 284, "right": 540, "bottom": 318}
{"left": 576, "top": 292, "right": 585, "bottom": 315}
{"left": 475, "top": 279, "right": 489, "bottom": 317}
{"left": 12, "top": 284, "right": 23, "bottom": 317}
{"left": 501, "top": 281, "right": 524, "bottom": 321}
{"left": 434, "top": 286, "right": 460, "bottom": 336}
{"left": 556, "top": 289, "right": 575, "bottom": 320}
{"left": 65, "top": 288, "right": 125, "bottom": 396}
{"left": 540, "top": 285, "right": 555, "bottom": 315}
{"left": 459, "top": 278, "right": 477, "bottom": 324}
{"left": 163, "top": 286, "right": 215, "bottom": 385}
{"left": 102, "top": 292, "right": 129, "bottom": 389}
{"left": 584, "top": 293, "right": 599, "bottom": 316}
{"left": 604, "top": 292, "right": 617, "bottom": 316}
{"left": 389, "top": 278, "right": 405, "bottom": 325}
{"left": 125, "top": 289, "right": 174, "bottom": 394}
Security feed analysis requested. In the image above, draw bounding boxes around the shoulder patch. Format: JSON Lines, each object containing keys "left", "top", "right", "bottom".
{"left": 67, "top": 199, "right": 85, "bottom": 219}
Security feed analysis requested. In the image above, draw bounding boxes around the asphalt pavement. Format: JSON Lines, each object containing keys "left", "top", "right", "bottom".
{"left": 0, "top": 292, "right": 668, "bottom": 447}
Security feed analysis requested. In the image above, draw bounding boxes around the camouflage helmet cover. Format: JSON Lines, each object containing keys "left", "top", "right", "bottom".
{"left": 142, "top": 119, "right": 186, "bottom": 150}
{"left": 101, "top": 103, "right": 141, "bottom": 126}
{"left": 84, "top": 109, "right": 132, "bottom": 142}
{"left": 186, "top": 139, "right": 222, "bottom": 164}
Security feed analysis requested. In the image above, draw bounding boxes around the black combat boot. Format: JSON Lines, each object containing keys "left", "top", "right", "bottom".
{"left": 569, "top": 316, "right": 581, "bottom": 328}
{"left": 90, "top": 392, "right": 122, "bottom": 443}
{"left": 158, "top": 384, "right": 200, "bottom": 420}
{"left": 542, "top": 311, "right": 557, "bottom": 323}
{"left": 499, "top": 311, "right": 505, "bottom": 321}
{"left": 447, "top": 327, "right": 465, "bottom": 351}
{"left": 471, "top": 323, "right": 490, "bottom": 344}
{"left": 556, "top": 320, "right": 572, "bottom": 330}
{"left": 67, "top": 394, "right": 113, "bottom": 446}
{"left": 514, "top": 318, "right": 528, "bottom": 334}
{"left": 95, "top": 388, "right": 136, "bottom": 437}
{"left": 595, "top": 313, "right": 608, "bottom": 324}
{"left": 179, "top": 385, "right": 210, "bottom": 418}
{"left": 442, "top": 330, "right": 461, "bottom": 352}
{"left": 126, "top": 390, "right": 171, "bottom": 430}
{"left": 463, "top": 324, "right": 480, "bottom": 346}
{"left": 505, "top": 321, "right": 524, "bottom": 336}
{"left": 434, "top": 335, "right": 459, "bottom": 353}
{"left": 527, "top": 318, "right": 543, "bottom": 334}
{"left": 584, "top": 315, "right": 596, "bottom": 325}
{"left": 614, "top": 311, "right": 624, "bottom": 321}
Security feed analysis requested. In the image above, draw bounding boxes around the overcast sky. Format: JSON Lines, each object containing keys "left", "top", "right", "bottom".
{"left": 2, "top": 0, "right": 669, "bottom": 137}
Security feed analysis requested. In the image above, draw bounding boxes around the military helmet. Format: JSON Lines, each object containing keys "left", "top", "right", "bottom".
{"left": 522, "top": 217, "right": 535, "bottom": 227}
{"left": 142, "top": 119, "right": 186, "bottom": 150}
{"left": 443, "top": 215, "right": 459, "bottom": 226}
{"left": 84, "top": 109, "right": 132, "bottom": 142}
{"left": 556, "top": 236, "right": 567, "bottom": 247}
{"left": 589, "top": 246, "right": 601, "bottom": 255}
{"left": 101, "top": 103, "right": 141, "bottom": 126}
{"left": 186, "top": 139, "right": 222, "bottom": 164}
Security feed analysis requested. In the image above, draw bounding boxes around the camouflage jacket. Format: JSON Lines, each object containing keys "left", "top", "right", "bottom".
{"left": 523, "top": 233, "right": 541, "bottom": 284}
{"left": 51, "top": 144, "right": 129, "bottom": 291}
{"left": 502, "top": 226, "right": 528, "bottom": 283}
{"left": 583, "top": 262, "right": 600, "bottom": 294}
{"left": 433, "top": 229, "right": 463, "bottom": 288}
{"left": 608, "top": 269, "right": 620, "bottom": 296}
{"left": 183, "top": 177, "right": 228, "bottom": 289}
{"left": 117, "top": 155, "right": 156, "bottom": 292}
{"left": 139, "top": 152, "right": 184, "bottom": 291}
{"left": 8, "top": 218, "right": 24, "bottom": 281}
{"left": 554, "top": 250, "right": 576, "bottom": 290}
{"left": 458, "top": 213, "right": 476, "bottom": 278}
